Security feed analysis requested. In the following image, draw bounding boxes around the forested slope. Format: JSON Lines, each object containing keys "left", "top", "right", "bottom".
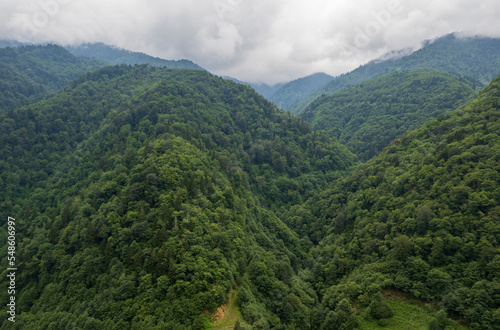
{"left": 268, "top": 73, "right": 334, "bottom": 112}
{"left": 293, "top": 33, "right": 500, "bottom": 114}
{"left": 0, "top": 65, "right": 356, "bottom": 329}
{"left": 67, "top": 43, "right": 204, "bottom": 70}
{"left": 301, "top": 69, "right": 479, "bottom": 161}
{"left": 290, "top": 75, "right": 500, "bottom": 328}
{"left": 0, "top": 45, "right": 108, "bottom": 112}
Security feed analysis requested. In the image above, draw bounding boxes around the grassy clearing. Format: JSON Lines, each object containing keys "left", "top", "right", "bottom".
{"left": 358, "top": 290, "right": 468, "bottom": 329}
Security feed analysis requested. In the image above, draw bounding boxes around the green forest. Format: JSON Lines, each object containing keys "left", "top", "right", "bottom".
{"left": 66, "top": 43, "right": 205, "bottom": 71}
{"left": 290, "top": 75, "right": 500, "bottom": 329}
{"left": 0, "top": 45, "right": 107, "bottom": 112}
{"left": 289, "top": 33, "right": 500, "bottom": 114}
{"left": 301, "top": 69, "right": 480, "bottom": 161}
{"left": 0, "top": 42, "right": 499, "bottom": 329}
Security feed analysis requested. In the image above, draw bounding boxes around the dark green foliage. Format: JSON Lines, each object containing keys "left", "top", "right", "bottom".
{"left": 428, "top": 310, "right": 454, "bottom": 330}
{"left": 0, "top": 44, "right": 108, "bottom": 112}
{"left": 0, "top": 65, "right": 355, "bottom": 328}
{"left": 66, "top": 42, "right": 205, "bottom": 70}
{"left": 297, "top": 75, "right": 500, "bottom": 328}
{"left": 302, "top": 69, "right": 479, "bottom": 161}
{"left": 320, "top": 299, "right": 359, "bottom": 329}
{"left": 367, "top": 292, "right": 393, "bottom": 320}
{"left": 1, "top": 41, "right": 499, "bottom": 329}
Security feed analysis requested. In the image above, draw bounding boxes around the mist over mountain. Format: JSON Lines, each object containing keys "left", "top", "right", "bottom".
{"left": 66, "top": 43, "right": 205, "bottom": 71}
{"left": 291, "top": 33, "right": 500, "bottom": 114}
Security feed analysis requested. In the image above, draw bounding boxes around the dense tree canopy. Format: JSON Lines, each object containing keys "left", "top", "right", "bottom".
{"left": 289, "top": 74, "right": 500, "bottom": 328}
{"left": 301, "top": 69, "right": 479, "bottom": 161}
{"left": 0, "top": 42, "right": 499, "bottom": 329}
{"left": 0, "top": 45, "right": 108, "bottom": 112}
{"left": 0, "top": 64, "right": 355, "bottom": 329}
{"left": 292, "top": 33, "right": 500, "bottom": 114}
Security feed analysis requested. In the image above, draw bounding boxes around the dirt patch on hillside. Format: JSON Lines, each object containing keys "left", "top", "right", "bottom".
{"left": 212, "top": 301, "right": 229, "bottom": 323}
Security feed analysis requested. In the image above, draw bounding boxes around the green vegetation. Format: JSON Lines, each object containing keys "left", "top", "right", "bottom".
{"left": 0, "top": 64, "right": 355, "bottom": 329}
{"left": 301, "top": 69, "right": 479, "bottom": 161}
{"left": 0, "top": 44, "right": 108, "bottom": 112}
{"left": 290, "top": 75, "right": 500, "bottom": 329}
{"left": 293, "top": 33, "right": 500, "bottom": 114}
{"left": 0, "top": 40, "right": 499, "bottom": 329}
{"left": 358, "top": 290, "right": 467, "bottom": 329}
{"left": 268, "top": 73, "right": 334, "bottom": 112}
{"left": 67, "top": 42, "right": 205, "bottom": 70}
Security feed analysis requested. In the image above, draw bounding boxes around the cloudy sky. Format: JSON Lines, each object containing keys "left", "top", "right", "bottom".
{"left": 2, "top": 0, "right": 500, "bottom": 84}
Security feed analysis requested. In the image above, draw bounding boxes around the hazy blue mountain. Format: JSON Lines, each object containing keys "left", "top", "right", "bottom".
{"left": 267, "top": 72, "right": 334, "bottom": 112}
{"left": 223, "top": 76, "right": 285, "bottom": 99}
{"left": 66, "top": 42, "right": 205, "bottom": 70}
{"left": 0, "top": 40, "right": 26, "bottom": 48}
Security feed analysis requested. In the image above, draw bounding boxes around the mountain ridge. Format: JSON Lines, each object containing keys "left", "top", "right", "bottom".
{"left": 301, "top": 68, "right": 481, "bottom": 161}
{"left": 66, "top": 42, "right": 205, "bottom": 71}
{"left": 292, "top": 33, "right": 500, "bottom": 114}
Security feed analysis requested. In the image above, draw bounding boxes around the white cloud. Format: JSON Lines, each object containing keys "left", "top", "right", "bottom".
{"left": 1, "top": 0, "right": 500, "bottom": 84}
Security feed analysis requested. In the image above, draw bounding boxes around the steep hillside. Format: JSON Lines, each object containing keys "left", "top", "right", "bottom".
{"left": 290, "top": 75, "right": 500, "bottom": 328}
{"left": 301, "top": 69, "right": 480, "bottom": 161}
{"left": 294, "top": 33, "right": 500, "bottom": 114}
{"left": 268, "top": 73, "right": 334, "bottom": 112}
{"left": 0, "top": 65, "right": 356, "bottom": 329}
{"left": 0, "top": 44, "right": 108, "bottom": 111}
{"left": 67, "top": 43, "right": 205, "bottom": 71}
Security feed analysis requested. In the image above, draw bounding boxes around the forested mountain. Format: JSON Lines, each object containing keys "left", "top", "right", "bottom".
{"left": 223, "top": 77, "right": 286, "bottom": 100}
{"left": 1, "top": 31, "right": 499, "bottom": 329}
{"left": 66, "top": 43, "right": 205, "bottom": 71}
{"left": 0, "top": 44, "right": 108, "bottom": 112}
{"left": 268, "top": 73, "right": 334, "bottom": 112}
{"left": 293, "top": 33, "right": 500, "bottom": 114}
{"left": 289, "top": 75, "right": 500, "bottom": 329}
{"left": 301, "top": 69, "right": 480, "bottom": 161}
{"left": 0, "top": 65, "right": 356, "bottom": 329}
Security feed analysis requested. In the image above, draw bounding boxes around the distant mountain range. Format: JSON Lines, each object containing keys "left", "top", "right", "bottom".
{"left": 0, "top": 44, "right": 108, "bottom": 111}
{"left": 260, "top": 33, "right": 500, "bottom": 114}
{"left": 65, "top": 42, "right": 205, "bottom": 71}
{"left": 267, "top": 72, "right": 334, "bottom": 111}
{"left": 222, "top": 76, "right": 285, "bottom": 99}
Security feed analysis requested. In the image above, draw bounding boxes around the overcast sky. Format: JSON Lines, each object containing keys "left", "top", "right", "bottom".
{"left": 2, "top": 0, "right": 500, "bottom": 84}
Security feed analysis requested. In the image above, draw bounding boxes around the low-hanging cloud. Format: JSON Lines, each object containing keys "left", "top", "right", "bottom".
{"left": 1, "top": 0, "right": 500, "bottom": 84}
